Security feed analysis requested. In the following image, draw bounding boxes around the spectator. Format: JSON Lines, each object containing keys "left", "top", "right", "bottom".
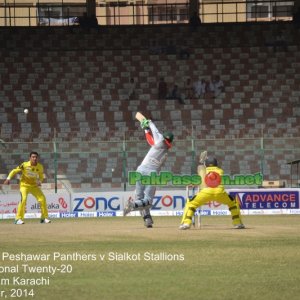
{"left": 158, "top": 77, "right": 168, "bottom": 100}
{"left": 127, "top": 78, "right": 136, "bottom": 100}
{"left": 165, "top": 40, "right": 177, "bottom": 55}
{"left": 88, "top": 14, "right": 99, "bottom": 29}
{"left": 209, "top": 75, "right": 224, "bottom": 98}
{"left": 265, "top": 29, "right": 288, "bottom": 52}
{"left": 194, "top": 78, "right": 207, "bottom": 99}
{"left": 273, "top": 30, "right": 288, "bottom": 52}
{"left": 78, "top": 13, "right": 89, "bottom": 28}
{"left": 167, "top": 84, "right": 185, "bottom": 104}
{"left": 149, "top": 40, "right": 161, "bottom": 55}
{"left": 179, "top": 48, "right": 190, "bottom": 60}
{"left": 184, "top": 78, "right": 194, "bottom": 99}
{"left": 189, "top": 12, "right": 201, "bottom": 31}
{"left": 78, "top": 13, "right": 99, "bottom": 29}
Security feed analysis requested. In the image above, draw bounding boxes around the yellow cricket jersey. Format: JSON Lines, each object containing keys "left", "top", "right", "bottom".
{"left": 7, "top": 161, "right": 44, "bottom": 187}
{"left": 202, "top": 165, "right": 225, "bottom": 194}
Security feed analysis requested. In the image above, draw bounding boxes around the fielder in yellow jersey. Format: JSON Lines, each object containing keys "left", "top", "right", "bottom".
{"left": 179, "top": 157, "right": 245, "bottom": 230}
{"left": 4, "top": 151, "right": 51, "bottom": 225}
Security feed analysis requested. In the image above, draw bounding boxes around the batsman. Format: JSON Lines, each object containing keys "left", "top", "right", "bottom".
{"left": 124, "top": 113, "right": 173, "bottom": 228}
{"left": 179, "top": 156, "right": 245, "bottom": 230}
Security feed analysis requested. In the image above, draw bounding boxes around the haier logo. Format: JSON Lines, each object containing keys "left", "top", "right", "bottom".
{"left": 73, "top": 196, "right": 120, "bottom": 212}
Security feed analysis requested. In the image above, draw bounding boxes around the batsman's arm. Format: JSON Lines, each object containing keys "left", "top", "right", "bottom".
{"left": 145, "top": 129, "right": 154, "bottom": 146}
{"left": 148, "top": 121, "right": 164, "bottom": 144}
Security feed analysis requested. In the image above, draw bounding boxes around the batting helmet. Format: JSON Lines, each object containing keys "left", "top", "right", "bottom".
{"left": 163, "top": 132, "right": 174, "bottom": 143}
{"left": 205, "top": 157, "right": 218, "bottom": 167}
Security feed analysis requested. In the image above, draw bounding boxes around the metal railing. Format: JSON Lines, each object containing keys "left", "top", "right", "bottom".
{"left": 0, "top": 0, "right": 295, "bottom": 27}
{"left": 1, "top": 134, "right": 299, "bottom": 192}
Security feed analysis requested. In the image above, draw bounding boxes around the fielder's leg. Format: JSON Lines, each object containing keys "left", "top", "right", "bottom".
{"left": 186, "top": 185, "right": 196, "bottom": 227}
{"left": 179, "top": 192, "right": 211, "bottom": 230}
{"left": 228, "top": 194, "right": 245, "bottom": 229}
{"left": 180, "top": 198, "right": 196, "bottom": 230}
{"left": 15, "top": 186, "right": 29, "bottom": 224}
{"left": 31, "top": 186, "right": 50, "bottom": 223}
{"left": 217, "top": 192, "right": 245, "bottom": 229}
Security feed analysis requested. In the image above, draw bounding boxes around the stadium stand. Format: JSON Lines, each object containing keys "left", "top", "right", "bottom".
{"left": 0, "top": 22, "right": 299, "bottom": 191}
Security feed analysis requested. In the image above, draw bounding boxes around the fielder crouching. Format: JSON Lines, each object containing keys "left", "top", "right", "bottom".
{"left": 179, "top": 157, "right": 245, "bottom": 230}
{"left": 124, "top": 119, "right": 173, "bottom": 228}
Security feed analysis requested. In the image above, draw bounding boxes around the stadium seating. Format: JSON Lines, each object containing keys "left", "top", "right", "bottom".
{"left": 0, "top": 22, "right": 299, "bottom": 191}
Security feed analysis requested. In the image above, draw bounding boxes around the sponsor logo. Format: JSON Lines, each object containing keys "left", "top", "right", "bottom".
{"left": 60, "top": 212, "right": 78, "bottom": 218}
{"left": 151, "top": 195, "right": 185, "bottom": 210}
{"left": 151, "top": 195, "right": 225, "bottom": 210}
{"left": 58, "top": 197, "right": 68, "bottom": 209}
{"left": 97, "top": 212, "right": 116, "bottom": 217}
{"left": 73, "top": 196, "right": 120, "bottom": 212}
{"left": 231, "top": 191, "right": 299, "bottom": 209}
{"left": 78, "top": 212, "right": 97, "bottom": 218}
{"left": 31, "top": 203, "right": 60, "bottom": 210}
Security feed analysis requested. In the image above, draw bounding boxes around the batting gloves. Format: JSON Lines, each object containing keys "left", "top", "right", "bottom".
{"left": 141, "top": 119, "right": 150, "bottom": 129}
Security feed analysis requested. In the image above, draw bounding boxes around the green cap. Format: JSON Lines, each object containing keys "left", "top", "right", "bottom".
{"left": 163, "top": 132, "right": 174, "bottom": 143}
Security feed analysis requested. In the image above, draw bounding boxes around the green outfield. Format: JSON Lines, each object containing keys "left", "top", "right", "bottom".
{"left": 1, "top": 215, "right": 300, "bottom": 300}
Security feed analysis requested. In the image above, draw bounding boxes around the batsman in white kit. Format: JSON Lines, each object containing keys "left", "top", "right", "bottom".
{"left": 123, "top": 112, "right": 174, "bottom": 228}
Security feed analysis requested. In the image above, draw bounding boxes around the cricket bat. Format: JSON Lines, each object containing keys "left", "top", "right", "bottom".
{"left": 135, "top": 112, "right": 146, "bottom": 122}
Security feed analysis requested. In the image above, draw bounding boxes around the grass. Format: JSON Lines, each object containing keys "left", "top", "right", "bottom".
{"left": 1, "top": 215, "right": 300, "bottom": 300}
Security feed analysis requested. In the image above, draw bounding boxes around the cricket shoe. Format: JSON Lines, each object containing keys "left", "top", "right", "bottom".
{"left": 233, "top": 224, "right": 245, "bottom": 229}
{"left": 15, "top": 219, "right": 24, "bottom": 225}
{"left": 143, "top": 214, "right": 153, "bottom": 228}
{"left": 40, "top": 218, "right": 51, "bottom": 224}
{"left": 179, "top": 224, "right": 191, "bottom": 230}
{"left": 123, "top": 199, "right": 135, "bottom": 216}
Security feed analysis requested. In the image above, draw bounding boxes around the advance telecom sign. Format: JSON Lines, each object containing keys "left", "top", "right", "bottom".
{"left": 231, "top": 190, "right": 299, "bottom": 210}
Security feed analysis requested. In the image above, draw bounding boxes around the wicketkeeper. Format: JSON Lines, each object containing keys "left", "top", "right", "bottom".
{"left": 179, "top": 157, "right": 245, "bottom": 230}
{"left": 124, "top": 119, "right": 173, "bottom": 228}
{"left": 4, "top": 151, "right": 51, "bottom": 225}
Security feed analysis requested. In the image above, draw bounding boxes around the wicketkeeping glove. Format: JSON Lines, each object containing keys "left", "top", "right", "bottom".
{"left": 140, "top": 119, "right": 150, "bottom": 130}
